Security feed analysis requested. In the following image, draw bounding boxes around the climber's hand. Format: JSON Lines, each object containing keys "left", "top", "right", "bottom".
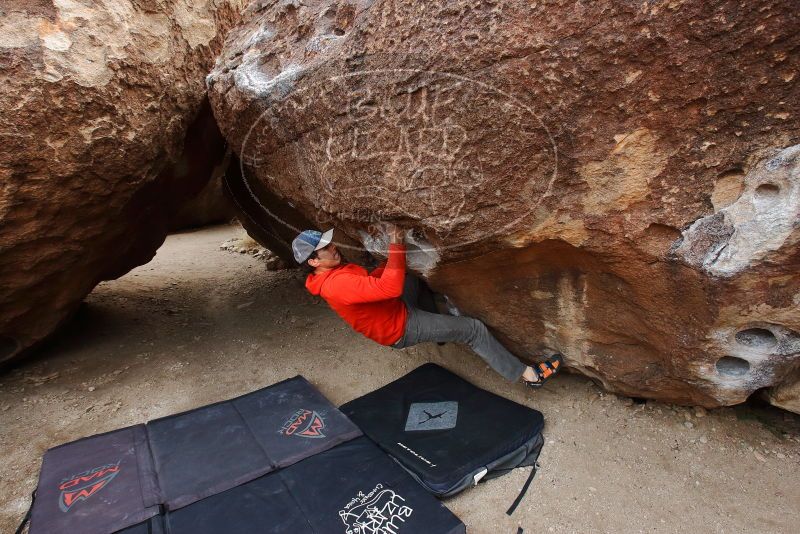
{"left": 388, "top": 224, "right": 406, "bottom": 244}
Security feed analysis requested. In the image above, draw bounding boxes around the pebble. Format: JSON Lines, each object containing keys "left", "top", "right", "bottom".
{"left": 684, "top": 421, "right": 694, "bottom": 429}
{"left": 88, "top": 386, "right": 96, "bottom": 392}
{"left": 699, "top": 436, "right": 708, "bottom": 444}
{"left": 753, "top": 451, "right": 767, "bottom": 462}
{"left": 777, "top": 453, "right": 786, "bottom": 459}
{"left": 694, "top": 406, "right": 707, "bottom": 417}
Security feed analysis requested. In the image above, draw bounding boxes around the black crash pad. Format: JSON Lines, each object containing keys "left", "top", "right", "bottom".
{"left": 163, "top": 436, "right": 465, "bottom": 534}
{"left": 341, "top": 363, "right": 545, "bottom": 497}
{"left": 29, "top": 376, "right": 361, "bottom": 534}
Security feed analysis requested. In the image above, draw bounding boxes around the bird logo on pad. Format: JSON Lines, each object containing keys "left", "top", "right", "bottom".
{"left": 405, "top": 402, "right": 458, "bottom": 431}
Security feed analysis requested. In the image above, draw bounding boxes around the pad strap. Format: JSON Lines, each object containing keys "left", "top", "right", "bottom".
{"left": 506, "top": 463, "right": 538, "bottom": 516}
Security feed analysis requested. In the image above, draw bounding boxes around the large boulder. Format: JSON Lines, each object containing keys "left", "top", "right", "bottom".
{"left": 208, "top": 0, "right": 800, "bottom": 410}
{"left": 0, "top": 1, "right": 245, "bottom": 363}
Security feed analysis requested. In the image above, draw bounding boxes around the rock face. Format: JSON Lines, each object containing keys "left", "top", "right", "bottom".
{"left": 0, "top": 0, "right": 244, "bottom": 363}
{"left": 207, "top": 0, "right": 800, "bottom": 410}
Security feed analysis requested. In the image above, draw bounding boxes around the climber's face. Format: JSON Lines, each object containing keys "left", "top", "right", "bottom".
{"left": 308, "top": 243, "right": 341, "bottom": 269}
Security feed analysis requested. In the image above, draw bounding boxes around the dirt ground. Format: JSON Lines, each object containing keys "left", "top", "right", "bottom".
{"left": 2, "top": 224, "right": 798, "bottom": 534}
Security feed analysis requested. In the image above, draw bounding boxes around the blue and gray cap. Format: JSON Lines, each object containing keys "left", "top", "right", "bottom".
{"left": 291, "top": 228, "right": 334, "bottom": 263}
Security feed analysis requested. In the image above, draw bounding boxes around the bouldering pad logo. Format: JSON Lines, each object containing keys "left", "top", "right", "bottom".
{"left": 279, "top": 408, "right": 326, "bottom": 438}
{"left": 405, "top": 401, "right": 458, "bottom": 431}
{"left": 339, "top": 483, "right": 414, "bottom": 534}
{"left": 58, "top": 461, "right": 121, "bottom": 512}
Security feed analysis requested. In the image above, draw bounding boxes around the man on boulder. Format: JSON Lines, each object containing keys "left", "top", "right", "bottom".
{"left": 292, "top": 225, "right": 563, "bottom": 387}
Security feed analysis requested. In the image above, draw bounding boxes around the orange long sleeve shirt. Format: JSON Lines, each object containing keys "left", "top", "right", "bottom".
{"left": 305, "top": 243, "right": 407, "bottom": 345}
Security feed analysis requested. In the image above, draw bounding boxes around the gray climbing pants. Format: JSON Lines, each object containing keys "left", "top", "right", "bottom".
{"left": 390, "top": 275, "right": 527, "bottom": 382}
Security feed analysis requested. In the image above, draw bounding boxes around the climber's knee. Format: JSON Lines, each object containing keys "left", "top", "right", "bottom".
{"left": 467, "top": 317, "right": 487, "bottom": 343}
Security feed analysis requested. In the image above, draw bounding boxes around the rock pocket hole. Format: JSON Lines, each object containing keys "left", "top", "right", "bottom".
{"left": 755, "top": 183, "right": 780, "bottom": 198}
{"left": 716, "top": 356, "right": 750, "bottom": 377}
{"left": 735, "top": 327, "right": 777, "bottom": 348}
{"left": 463, "top": 33, "right": 480, "bottom": 45}
{"left": 333, "top": 28, "right": 345, "bottom": 36}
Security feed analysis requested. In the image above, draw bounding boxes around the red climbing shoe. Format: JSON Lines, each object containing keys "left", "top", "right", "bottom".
{"left": 524, "top": 353, "right": 564, "bottom": 388}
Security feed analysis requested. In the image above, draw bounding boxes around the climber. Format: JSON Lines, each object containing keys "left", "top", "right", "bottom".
{"left": 292, "top": 225, "right": 563, "bottom": 387}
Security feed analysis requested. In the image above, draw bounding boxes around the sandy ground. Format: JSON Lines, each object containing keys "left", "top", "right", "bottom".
{"left": 2, "top": 224, "right": 799, "bottom": 534}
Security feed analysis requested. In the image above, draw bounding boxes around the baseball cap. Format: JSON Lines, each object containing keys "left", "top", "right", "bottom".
{"left": 291, "top": 228, "right": 334, "bottom": 263}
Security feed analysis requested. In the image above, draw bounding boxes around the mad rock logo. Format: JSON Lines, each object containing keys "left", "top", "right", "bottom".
{"left": 58, "top": 462, "right": 121, "bottom": 512}
{"left": 279, "top": 409, "right": 326, "bottom": 438}
{"left": 339, "top": 484, "right": 413, "bottom": 534}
